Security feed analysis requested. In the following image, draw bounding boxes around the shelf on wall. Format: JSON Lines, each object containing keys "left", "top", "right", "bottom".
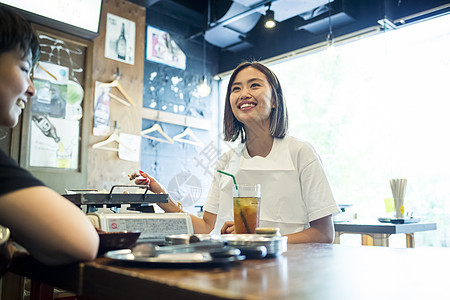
{"left": 141, "top": 108, "right": 210, "bottom": 131}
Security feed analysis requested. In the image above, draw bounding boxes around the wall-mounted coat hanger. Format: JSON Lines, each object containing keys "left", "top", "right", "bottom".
{"left": 98, "top": 68, "right": 135, "bottom": 106}
{"left": 109, "top": 92, "right": 131, "bottom": 107}
{"left": 141, "top": 123, "right": 174, "bottom": 144}
{"left": 93, "top": 122, "right": 133, "bottom": 151}
{"left": 173, "top": 127, "right": 203, "bottom": 147}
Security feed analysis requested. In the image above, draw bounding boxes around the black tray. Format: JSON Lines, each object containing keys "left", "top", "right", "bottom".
{"left": 378, "top": 217, "right": 420, "bottom": 224}
{"left": 104, "top": 249, "right": 245, "bottom": 268}
{"left": 390, "top": 218, "right": 420, "bottom": 224}
{"left": 62, "top": 185, "right": 169, "bottom": 206}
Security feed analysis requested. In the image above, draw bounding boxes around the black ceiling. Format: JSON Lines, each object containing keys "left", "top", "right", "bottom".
{"left": 130, "top": 0, "right": 343, "bottom": 71}
{"left": 130, "top": 0, "right": 210, "bottom": 14}
{"left": 128, "top": 0, "right": 450, "bottom": 73}
{"left": 170, "top": 0, "right": 210, "bottom": 14}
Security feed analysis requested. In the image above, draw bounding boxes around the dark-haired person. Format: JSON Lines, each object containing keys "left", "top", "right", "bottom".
{"left": 137, "top": 61, "right": 339, "bottom": 243}
{"left": 0, "top": 5, "right": 98, "bottom": 275}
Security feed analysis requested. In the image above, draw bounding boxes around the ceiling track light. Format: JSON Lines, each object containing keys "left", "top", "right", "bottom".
{"left": 377, "top": 17, "right": 397, "bottom": 31}
{"left": 264, "top": 2, "right": 276, "bottom": 29}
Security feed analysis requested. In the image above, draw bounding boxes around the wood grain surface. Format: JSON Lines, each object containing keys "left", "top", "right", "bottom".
{"left": 82, "top": 244, "right": 450, "bottom": 299}
{"left": 9, "top": 243, "right": 450, "bottom": 299}
{"left": 87, "top": 0, "right": 146, "bottom": 190}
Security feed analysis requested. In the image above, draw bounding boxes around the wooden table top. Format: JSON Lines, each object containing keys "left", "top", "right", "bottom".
{"left": 10, "top": 243, "right": 450, "bottom": 300}
{"left": 334, "top": 221, "right": 437, "bottom": 234}
{"left": 82, "top": 244, "right": 449, "bottom": 300}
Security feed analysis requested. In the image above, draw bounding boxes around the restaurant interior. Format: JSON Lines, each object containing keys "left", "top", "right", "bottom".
{"left": 1, "top": 0, "right": 450, "bottom": 299}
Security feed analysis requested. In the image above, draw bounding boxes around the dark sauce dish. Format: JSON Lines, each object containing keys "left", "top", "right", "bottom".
{"left": 98, "top": 231, "right": 141, "bottom": 255}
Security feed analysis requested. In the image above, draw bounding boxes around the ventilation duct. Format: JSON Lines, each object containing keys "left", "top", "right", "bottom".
{"left": 204, "top": 0, "right": 332, "bottom": 51}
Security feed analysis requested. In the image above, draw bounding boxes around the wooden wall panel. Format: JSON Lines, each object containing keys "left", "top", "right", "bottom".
{"left": 87, "top": 0, "right": 145, "bottom": 189}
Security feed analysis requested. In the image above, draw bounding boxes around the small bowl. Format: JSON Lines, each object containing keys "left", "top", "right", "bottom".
{"left": 98, "top": 231, "right": 141, "bottom": 255}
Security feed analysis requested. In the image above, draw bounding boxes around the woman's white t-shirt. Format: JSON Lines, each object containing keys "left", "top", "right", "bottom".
{"left": 204, "top": 136, "right": 340, "bottom": 235}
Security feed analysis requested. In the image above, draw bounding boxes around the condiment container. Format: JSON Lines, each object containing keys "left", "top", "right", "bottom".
{"left": 255, "top": 227, "right": 281, "bottom": 236}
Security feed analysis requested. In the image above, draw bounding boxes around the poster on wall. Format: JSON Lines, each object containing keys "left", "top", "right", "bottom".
{"left": 29, "top": 116, "right": 80, "bottom": 169}
{"left": 32, "top": 62, "right": 84, "bottom": 121}
{"left": 105, "top": 13, "right": 135, "bottom": 65}
{"left": 118, "top": 133, "right": 141, "bottom": 162}
{"left": 93, "top": 81, "right": 111, "bottom": 136}
{"left": 146, "top": 25, "right": 186, "bottom": 70}
{"left": 29, "top": 61, "right": 81, "bottom": 169}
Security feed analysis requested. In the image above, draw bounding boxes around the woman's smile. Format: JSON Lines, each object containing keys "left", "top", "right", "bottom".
{"left": 16, "top": 98, "right": 27, "bottom": 109}
{"left": 238, "top": 101, "right": 257, "bottom": 111}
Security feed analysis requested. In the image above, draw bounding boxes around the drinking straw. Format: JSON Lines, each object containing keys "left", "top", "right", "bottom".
{"left": 217, "top": 170, "right": 251, "bottom": 233}
{"left": 217, "top": 170, "right": 237, "bottom": 187}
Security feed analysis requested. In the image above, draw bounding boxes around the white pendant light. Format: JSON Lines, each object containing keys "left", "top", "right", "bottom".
{"left": 197, "top": 0, "right": 211, "bottom": 98}
{"left": 197, "top": 75, "right": 211, "bottom": 98}
{"left": 325, "top": 0, "right": 337, "bottom": 58}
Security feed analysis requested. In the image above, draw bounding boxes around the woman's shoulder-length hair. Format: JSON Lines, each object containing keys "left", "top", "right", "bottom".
{"left": 223, "top": 61, "right": 288, "bottom": 143}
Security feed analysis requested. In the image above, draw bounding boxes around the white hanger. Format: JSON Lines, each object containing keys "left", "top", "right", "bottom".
{"left": 98, "top": 79, "right": 135, "bottom": 106}
{"left": 173, "top": 127, "right": 203, "bottom": 147}
{"left": 109, "top": 92, "right": 131, "bottom": 107}
{"left": 93, "top": 123, "right": 134, "bottom": 151}
{"left": 140, "top": 123, "right": 174, "bottom": 144}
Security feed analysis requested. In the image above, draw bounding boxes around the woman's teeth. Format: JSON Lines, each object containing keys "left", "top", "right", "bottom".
{"left": 240, "top": 103, "right": 255, "bottom": 109}
{"left": 16, "top": 99, "right": 25, "bottom": 109}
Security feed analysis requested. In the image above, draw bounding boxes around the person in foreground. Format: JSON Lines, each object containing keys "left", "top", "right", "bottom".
{"left": 137, "top": 61, "right": 340, "bottom": 243}
{"left": 0, "top": 6, "right": 99, "bottom": 274}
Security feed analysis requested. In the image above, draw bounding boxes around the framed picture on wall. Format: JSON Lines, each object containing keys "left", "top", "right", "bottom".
{"left": 29, "top": 43, "right": 84, "bottom": 170}
{"left": 146, "top": 25, "right": 186, "bottom": 70}
{"left": 105, "top": 13, "right": 135, "bottom": 65}
{"left": 15, "top": 24, "right": 93, "bottom": 193}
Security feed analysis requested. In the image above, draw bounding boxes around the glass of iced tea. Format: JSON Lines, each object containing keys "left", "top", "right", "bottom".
{"left": 232, "top": 184, "right": 261, "bottom": 234}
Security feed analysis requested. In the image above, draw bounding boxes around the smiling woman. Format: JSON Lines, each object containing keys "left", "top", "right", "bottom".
{"left": 136, "top": 62, "right": 340, "bottom": 242}
{"left": 0, "top": 50, "right": 35, "bottom": 127}
{"left": 208, "top": 61, "right": 340, "bottom": 241}
{"left": 0, "top": 4, "right": 39, "bottom": 128}
{"left": 0, "top": 5, "right": 99, "bottom": 272}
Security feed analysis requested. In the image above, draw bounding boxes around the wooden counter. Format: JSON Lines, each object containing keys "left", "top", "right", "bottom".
{"left": 7, "top": 243, "right": 450, "bottom": 299}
